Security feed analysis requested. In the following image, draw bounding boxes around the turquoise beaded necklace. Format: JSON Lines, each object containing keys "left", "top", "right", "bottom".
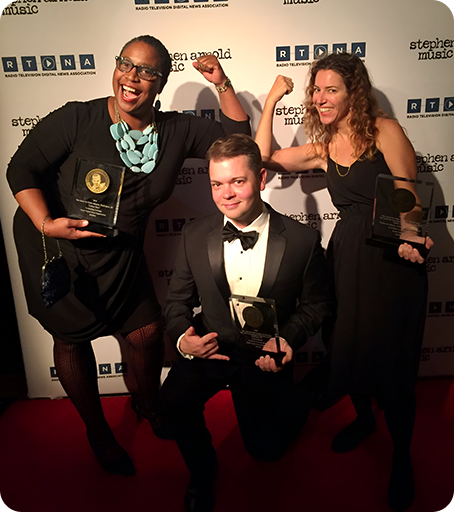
{"left": 109, "top": 100, "right": 159, "bottom": 174}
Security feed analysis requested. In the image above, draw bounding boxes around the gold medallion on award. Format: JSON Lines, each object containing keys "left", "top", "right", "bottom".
{"left": 85, "top": 168, "right": 110, "bottom": 194}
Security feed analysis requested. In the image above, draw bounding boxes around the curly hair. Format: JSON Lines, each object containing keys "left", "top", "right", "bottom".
{"left": 303, "top": 52, "right": 386, "bottom": 160}
{"left": 120, "top": 35, "right": 172, "bottom": 91}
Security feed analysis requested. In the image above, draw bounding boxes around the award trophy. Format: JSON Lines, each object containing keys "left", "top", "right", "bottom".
{"left": 67, "top": 158, "right": 125, "bottom": 237}
{"left": 229, "top": 294, "right": 286, "bottom": 365}
{"left": 370, "top": 174, "right": 434, "bottom": 257}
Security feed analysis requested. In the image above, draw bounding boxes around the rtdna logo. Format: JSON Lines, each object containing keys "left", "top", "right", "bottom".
{"left": 2, "top": 54, "right": 95, "bottom": 73}
{"left": 276, "top": 43, "right": 366, "bottom": 62}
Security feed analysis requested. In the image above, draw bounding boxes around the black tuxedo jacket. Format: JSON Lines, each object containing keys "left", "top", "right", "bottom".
{"left": 164, "top": 203, "right": 332, "bottom": 360}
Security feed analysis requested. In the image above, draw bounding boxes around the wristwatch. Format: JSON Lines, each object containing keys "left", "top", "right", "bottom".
{"left": 215, "top": 78, "right": 232, "bottom": 93}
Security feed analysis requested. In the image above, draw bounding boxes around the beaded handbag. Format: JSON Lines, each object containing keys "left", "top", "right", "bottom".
{"left": 40, "top": 220, "right": 71, "bottom": 308}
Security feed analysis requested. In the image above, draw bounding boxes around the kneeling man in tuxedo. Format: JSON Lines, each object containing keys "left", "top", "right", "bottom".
{"left": 155, "top": 134, "right": 332, "bottom": 512}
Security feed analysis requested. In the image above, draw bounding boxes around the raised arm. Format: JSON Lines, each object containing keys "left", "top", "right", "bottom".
{"left": 193, "top": 55, "right": 248, "bottom": 122}
{"left": 256, "top": 75, "right": 294, "bottom": 161}
{"left": 255, "top": 75, "right": 325, "bottom": 173}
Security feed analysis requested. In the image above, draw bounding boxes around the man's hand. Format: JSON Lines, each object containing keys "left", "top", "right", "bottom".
{"left": 192, "top": 55, "right": 227, "bottom": 87}
{"left": 255, "top": 337, "right": 293, "bottom": 373}
{"left": 180, "top": 326, "right": 230, "bottom": 361}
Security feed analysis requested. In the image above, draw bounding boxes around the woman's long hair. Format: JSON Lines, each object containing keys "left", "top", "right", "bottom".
{"left": 303, "top": 52, "right": 386, "bottom": 160}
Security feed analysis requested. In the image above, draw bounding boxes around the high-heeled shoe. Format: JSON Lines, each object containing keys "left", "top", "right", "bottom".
{"left": 130, "top": 393, "right": 172, "bottom": 439}
{"left": 331, "top": 417, "right": 376, "bottom": 453}
{"left": 131, "top": 392, "right": 156, "bottom": 423}
{"left": 87, "top": 430, "right": 135, "bottom": 476}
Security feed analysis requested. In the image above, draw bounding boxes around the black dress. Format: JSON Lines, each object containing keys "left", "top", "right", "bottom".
{"left": 325, "top": 150, "right": 428, "bottom": 399}
{"left": 7, "top": 98, "right": 250, "bottom": 343}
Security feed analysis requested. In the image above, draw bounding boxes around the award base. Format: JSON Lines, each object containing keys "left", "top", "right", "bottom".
{"left": 71, "top": 219, "right": 119, "bottom": 237}
{"left": 370, "top": 174, "right": 433, "bottom": 260}
{"left": 240, "top": 346, "right": 286, "bottom": 367}
{"left": 366, "top": 235, "right": 430, "bottom": 259}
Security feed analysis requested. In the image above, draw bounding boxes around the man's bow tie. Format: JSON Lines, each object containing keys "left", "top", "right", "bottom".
{"left": 222, "top": 221, "right": 259, "bottom": 250}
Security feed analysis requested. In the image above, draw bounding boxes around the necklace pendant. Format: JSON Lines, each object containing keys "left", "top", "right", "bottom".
{"left": 129, "top": 130, "right": 143, "bottom": 140}
{"left": 110, "top": 118, "right": 159, "bottom": 174}
{"left": 334, "top": 132, "right": 353, "bottom": 178}
{"left": 142, "top": 161, "right": 156, "bottom": 174}
{"left": 110, "top": 123, "right": 125, "bottom": 141}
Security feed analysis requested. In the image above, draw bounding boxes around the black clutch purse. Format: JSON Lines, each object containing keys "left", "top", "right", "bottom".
{"left": 40, "top": 217, "right": 71, "bottom": 308}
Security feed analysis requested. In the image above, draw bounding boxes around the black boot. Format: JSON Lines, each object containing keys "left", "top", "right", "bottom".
{"left": 184, "top": 461, "right": 218, "bottom": 512}
{"left": 387, "top": 452, "right": 414, "bottom": 512}
{"left": 383, "top": 395, "right": 416, "bottom": 512}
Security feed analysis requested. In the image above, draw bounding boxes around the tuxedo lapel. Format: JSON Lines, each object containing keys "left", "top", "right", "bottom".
{"left": 207, "top": 216, "right": 231, "bottom": 305}
{"left": 258, "top": 207, "right": 286, "bottom": 298}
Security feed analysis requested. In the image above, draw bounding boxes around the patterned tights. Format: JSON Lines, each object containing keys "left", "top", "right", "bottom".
{"left": 53, "top": 318, "right": 164, "bottom": 440}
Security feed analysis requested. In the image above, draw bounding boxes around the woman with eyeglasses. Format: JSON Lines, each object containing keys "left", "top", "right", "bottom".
{"left": 7, "top": 35, "right": 250, "bottom": 476}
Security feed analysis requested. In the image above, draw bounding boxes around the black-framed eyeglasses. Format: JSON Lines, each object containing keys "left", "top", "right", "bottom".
{"left": 115, "top": 56, "right": 162, "bottom": 81}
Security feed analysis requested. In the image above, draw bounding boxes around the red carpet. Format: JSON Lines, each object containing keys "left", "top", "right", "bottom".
{"left": 0, "top": 378, "right": 453, "bottom": 512}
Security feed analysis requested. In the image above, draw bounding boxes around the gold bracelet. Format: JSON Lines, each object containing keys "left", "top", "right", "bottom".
{"left": 41, "top": 215, "right": 52, "bottom": 235}
{"left": 215, "top": 78, "right": 232, "bottom": 93}
{"left": 40, "top": 215, "right": 62, "bottom": 263}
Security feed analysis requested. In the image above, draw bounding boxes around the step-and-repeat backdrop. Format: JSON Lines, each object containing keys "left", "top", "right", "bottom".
{"left": 0, "top": 0, "right": 453, "bottom": 398}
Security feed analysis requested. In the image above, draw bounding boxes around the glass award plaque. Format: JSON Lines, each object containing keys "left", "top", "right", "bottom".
{"left": 370, "top": 174, "right": 434, "bottom": 257}
{"left": 229, "top": 294, "right": 285, "bottom": 365}
{"left": 67, "top": 158, "right": 125, "bottom": 237}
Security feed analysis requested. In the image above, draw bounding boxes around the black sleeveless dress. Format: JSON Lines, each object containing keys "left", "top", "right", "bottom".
{"left": 325, "top": 150, "right": 428, "bottom": 399}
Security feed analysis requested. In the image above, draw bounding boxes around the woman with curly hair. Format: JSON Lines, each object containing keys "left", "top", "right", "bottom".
{"left": 255, "top": 52, "right": 432, "bottom": 512}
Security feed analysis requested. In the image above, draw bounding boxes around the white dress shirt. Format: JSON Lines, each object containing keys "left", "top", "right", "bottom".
{"left": 224, "top": 205, "right": 270, "bottom": 297}
{"left": 177, "top": 204, "right": 270, "bottom": 359}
